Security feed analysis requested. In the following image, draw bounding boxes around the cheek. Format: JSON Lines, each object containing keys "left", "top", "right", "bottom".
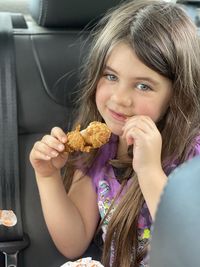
{"left": 95, "top": 87, "right": 102, "bottom": 111}
{"left": 95, "top": 84, "right": 109, "bottom": 109}
{"left": 135, "top": 104, "right": 166, "bottom": 122}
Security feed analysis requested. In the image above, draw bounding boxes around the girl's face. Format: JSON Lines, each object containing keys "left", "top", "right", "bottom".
{"left": 96, "top": 42, "right": 172, "bottom": 136}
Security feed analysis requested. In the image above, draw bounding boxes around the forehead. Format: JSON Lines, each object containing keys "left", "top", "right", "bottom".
{"left": 104, "top": 42, "right": 172, "bottom": 89}
{"left": 105, "top": 43, "right": 157, "bottom": 76}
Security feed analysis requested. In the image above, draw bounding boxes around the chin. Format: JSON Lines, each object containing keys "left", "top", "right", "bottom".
{"left": 108, "top": 125, "right": 123, "bottom": 136}
{"left": 102, "top": 117, "right": 124, "bottom": 136}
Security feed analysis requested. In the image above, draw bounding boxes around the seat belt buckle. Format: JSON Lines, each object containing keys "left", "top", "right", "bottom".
{"left": 0, "top": 234, "right": 29, "bottom": 267}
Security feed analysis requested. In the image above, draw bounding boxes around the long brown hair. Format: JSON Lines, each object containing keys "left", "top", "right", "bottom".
{"left": 63, "top": 0, "right": 200, "bottom": 266}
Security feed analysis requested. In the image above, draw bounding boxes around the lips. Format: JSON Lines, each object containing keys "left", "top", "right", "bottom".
{"left": 108, "top": 108, "right": 128, "bottom": 121}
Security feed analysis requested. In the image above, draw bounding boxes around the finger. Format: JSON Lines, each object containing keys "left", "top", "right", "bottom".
{"left": 42, "top": 135, "right": 65, "bottom": 152}
{"left": 138, "top": 116, "right": 157, "bottom": 130}
{"left": 123, "top": 116, "right": 157, "bottom": 139}
{"left": 32, "top": 149, "right": 52, "bottom": 161}
{"left": 132, "top": 116, "right": 161, "bottom": 140}
{"left": 51, "top": 127, "right": 67, "bottom": 143}
{"left": 126, "top": 115, "right": 156, "bottom": 130}
{"left": 125, "top": 126, "right": 146, "bottom": 146}
{"left": 30, "top": 147, "right": 51, "bottom": 162}
{"left": 122, "top": 119, "right": 147, "bottom": 139}
{"left": 34, "top": 141, "right": 59, "bottom": 158}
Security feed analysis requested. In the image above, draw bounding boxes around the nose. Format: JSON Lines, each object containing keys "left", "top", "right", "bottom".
{"left": 111, "top": 84, "right": 132, "bottom": 107}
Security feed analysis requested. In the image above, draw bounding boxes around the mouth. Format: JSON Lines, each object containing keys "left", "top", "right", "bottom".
{"left": 108, "top": 108, "right": 129, "bottom": 122}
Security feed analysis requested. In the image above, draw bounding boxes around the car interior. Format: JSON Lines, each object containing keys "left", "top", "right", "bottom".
{"left": 0, "top": 0, "right": 122, "bottom": 266}
{"left": 0, "top": 0, "right": 200, "bottom": 267}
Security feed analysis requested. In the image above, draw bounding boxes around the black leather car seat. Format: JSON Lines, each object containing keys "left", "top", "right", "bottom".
{"left": 0, "top": 0, "right": 122, "bottom": 266}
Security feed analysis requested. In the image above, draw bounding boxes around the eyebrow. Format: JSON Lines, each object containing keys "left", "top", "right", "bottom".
{"left": 104, "top": 65, "right": 160, "bottom": 86}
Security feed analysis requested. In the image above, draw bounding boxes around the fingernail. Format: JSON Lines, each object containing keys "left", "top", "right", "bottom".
{"left": 58, "top": 144, "right": 64, "bottom": 151}
{"left": 62, "top": 137, "right": 67, "bottom": 143}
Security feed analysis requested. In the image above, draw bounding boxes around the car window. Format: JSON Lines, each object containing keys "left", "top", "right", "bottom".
{"left": 0, "top": 0, "right": 29, "bottom": 15}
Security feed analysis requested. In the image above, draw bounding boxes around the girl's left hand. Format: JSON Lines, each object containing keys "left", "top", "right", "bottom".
{"left": 122, "top": 115, "right": 162, "bottom": 176}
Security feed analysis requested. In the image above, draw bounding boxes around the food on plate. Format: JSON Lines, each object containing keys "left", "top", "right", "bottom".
{"left": 0, "top": 209, "right": 17, "bottom": 227}
{"left": 60, "top": 257, "right": 104, "bottom": 267}
{"left": 65, "top": 121, "right": 111, "bottom": 153}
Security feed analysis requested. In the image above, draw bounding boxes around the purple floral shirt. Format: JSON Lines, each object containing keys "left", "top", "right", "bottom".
{"left": 87, "top": 134, "right": 200, "bottom": 266}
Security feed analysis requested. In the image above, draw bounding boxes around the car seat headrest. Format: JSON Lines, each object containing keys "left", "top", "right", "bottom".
{"left": 29, "top": 0, "right": 122, "bottom": 28}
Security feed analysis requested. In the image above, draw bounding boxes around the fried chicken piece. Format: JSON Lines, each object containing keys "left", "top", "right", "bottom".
{"left": 81, "top": 122, "right": 111, "bottom": 148}
{"left": 65, "top": 122, "right": 111, "bottom": 153}
{"left": 65, "top": 125, "right": 85, "bottom": 152}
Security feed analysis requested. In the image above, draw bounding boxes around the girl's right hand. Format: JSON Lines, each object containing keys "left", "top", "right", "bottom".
{"left": 29, "top": 127, "right": 68, "bottom": 178}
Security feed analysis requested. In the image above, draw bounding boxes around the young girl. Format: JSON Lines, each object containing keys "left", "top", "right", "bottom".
{"left": 30, "top": 1, "right": 200, "bottom": 266}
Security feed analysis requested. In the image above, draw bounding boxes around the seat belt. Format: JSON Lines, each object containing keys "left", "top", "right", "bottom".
{"left": 0, "top": 13, "right": 29, "bottom": 267}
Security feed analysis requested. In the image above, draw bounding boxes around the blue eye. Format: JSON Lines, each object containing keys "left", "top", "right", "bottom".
{"left": 136, "top": 83, "right": 151, "bottom": 91}
{"left": 105, "top": 74, "right": 117, "bottom": 81}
